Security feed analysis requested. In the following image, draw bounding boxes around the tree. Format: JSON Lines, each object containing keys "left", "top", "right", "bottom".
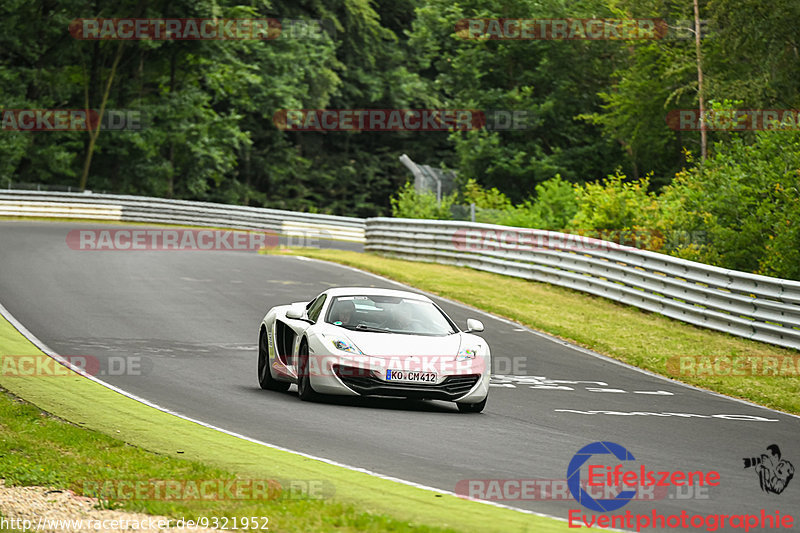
{"left": 408, "top": 0, "right": 627, "bottom": 201}
{"left": 661, "top": 130, "right": 800, "bottom": 279}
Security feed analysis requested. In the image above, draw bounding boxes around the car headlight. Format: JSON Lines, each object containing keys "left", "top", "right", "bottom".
{"left": 322, "top": 334, "right": 363, "bottom": 355}
{"left": 457, "top": 346, "right": 481, "bottom": 361}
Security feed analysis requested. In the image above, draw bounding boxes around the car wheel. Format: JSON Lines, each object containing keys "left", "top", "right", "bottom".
{"left": 457, "top": 396, "right": 487, "bottom": 413}
{"left": 297, "top": 340, "right": 320, "bottom": 402}
{"left": 258, "top": 328, "right": 290, "bottom": 392}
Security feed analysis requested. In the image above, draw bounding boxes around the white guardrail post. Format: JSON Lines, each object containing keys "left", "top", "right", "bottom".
{"left": 364, "top": 218, "right": 800, "bottom": 351}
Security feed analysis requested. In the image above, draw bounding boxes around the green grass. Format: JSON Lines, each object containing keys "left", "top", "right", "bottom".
{"left": 0, "top": 316, "right": 567, "bottom": 533}
{"left": 0, "top": 390, "right": 455, "bottom": 533}
{"left": 269, "top": 248, "right": 800, "bottom": 415}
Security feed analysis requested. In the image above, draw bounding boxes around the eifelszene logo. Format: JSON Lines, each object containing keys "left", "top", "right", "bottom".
{"left": 567, "top": 441, "right": 795, "bottom": 531}
{"left": 567, "top": 441, "right": 638, "bottom": 512}
{"left": 567, "top": 441, "right": 721, "bottom": 512}
{"left": 743, "top": 444, "right": 794, "bottom": 495}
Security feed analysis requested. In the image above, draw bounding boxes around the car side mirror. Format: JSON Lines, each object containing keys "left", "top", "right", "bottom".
{"left": 286, "top": 305, "right": 305, "bottom": 320}
{"left": 466, "top": 318, "right": 484, "bottom": 333}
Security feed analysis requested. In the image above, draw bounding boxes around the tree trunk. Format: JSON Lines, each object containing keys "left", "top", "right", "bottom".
{"left": 694, "top": 0, "right": 707, "bottom": 161}
{"left": 78, "top": 41, "right": 124, "bottom": 191}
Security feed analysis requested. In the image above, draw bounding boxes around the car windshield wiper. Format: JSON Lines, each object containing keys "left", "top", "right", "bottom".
{"left": 352, "top": 324, "right": 390, "bottom": 333}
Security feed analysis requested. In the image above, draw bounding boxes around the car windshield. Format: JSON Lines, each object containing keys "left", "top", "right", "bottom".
{"left": 325, "top": 295, "right": 457, "bottom": 336}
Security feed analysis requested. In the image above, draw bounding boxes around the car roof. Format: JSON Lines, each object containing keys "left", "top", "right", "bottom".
{"left": 321, "top": 287, "right": 432, "bottom": 302}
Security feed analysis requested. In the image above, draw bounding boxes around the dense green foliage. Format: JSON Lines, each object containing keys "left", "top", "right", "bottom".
{"left": 2, "top": 0, "right": 798, "bottom": 276}
{"left": 662, "top": 131, "right": 800, "bottom": 279}
{"left": 392, "top": 133, "right": 800, "bottom": 279}
{"left": 390, "top": 181, "right": 455, "bottom": 219}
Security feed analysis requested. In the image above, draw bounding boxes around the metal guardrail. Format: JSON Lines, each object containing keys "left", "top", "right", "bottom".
{"left": 3, "top": 191, "right": 798, "bottom": 349}
{"left": 0, "top": 190, "right": 365, "bottom": 242}
{"left": 365, "top": 218, "right": 800, "bottom": 351}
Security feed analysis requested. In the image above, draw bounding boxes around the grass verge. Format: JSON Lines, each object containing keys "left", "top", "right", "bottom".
{"left": 0, "top": 315, "right": 564, "bottom": 533}
{"left": 268, "top": 248, "right": 800, "bottom": 416}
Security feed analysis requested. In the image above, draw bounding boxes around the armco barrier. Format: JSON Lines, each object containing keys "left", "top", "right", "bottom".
{"left": 365, "top": 218, "right": 800, "bottom": 351}
{"left": 3, "top": 191, "right": 798, "bottom": 350}
{"left": 0, "top": 190, "right": 365, "bottom": 242}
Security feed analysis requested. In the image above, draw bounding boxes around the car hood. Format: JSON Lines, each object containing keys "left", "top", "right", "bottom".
{"left": 341, "top": 330, "right": 463, "bottom": 357}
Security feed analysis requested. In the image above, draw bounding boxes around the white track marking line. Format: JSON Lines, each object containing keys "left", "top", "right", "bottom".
{"left": 294, "top": 255, "right": 800, "bottom": 421}
{"left": 0, "top": 300, "right": 569, "bottom": 524}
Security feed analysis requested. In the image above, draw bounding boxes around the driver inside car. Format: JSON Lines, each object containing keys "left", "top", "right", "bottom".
{"left": 391, "top": 307, "right": 423, "bottom": 333}
{"left": 331, "top": 300, "right": 356, "bottom": 327}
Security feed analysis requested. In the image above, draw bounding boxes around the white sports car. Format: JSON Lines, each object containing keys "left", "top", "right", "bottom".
{"left": 257, "top": 287, "right": 490, "bottom": 412}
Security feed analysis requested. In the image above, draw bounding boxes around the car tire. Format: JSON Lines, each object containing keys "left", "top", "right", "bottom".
{"left": 258, "top": 328, "right": 290, "bottom": 392}
{"left": 297, "top": 340, "right": 321, "bottom": 402}
{"left": 457, "top": 396, "right": 487, "bottom": 413}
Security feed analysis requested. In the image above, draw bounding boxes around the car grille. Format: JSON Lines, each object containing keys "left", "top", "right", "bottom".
{"left": 332, "top": 365, "right": 481, "bottom": 401}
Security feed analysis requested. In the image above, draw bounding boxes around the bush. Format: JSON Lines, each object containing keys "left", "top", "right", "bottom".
{"left": 459, "top": 178, "right": 513, "bottom": 210}
{"left": 496, "top": 175, "right": 578, "bottom": 230}
{"left": 569, "top": 172, "right": 659, "bottom": 230}
{"left": 660, "top": 131, "right": 800, "bottom": 279}
{"left": 456, "top": 178, "right": 513, "bottom": 224}
{"left": 389, "top": 139, "right": 800, "bottom": 281}
{"left": 390, "top": 181, "right": 455, "bottom": 220}
{"left": 566, "top": 172, "right": 664, "bottom": 250}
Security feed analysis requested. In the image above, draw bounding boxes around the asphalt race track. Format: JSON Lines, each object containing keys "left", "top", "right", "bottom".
{"left": 1, "top": 221, "right": 798, "bottom": 531}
